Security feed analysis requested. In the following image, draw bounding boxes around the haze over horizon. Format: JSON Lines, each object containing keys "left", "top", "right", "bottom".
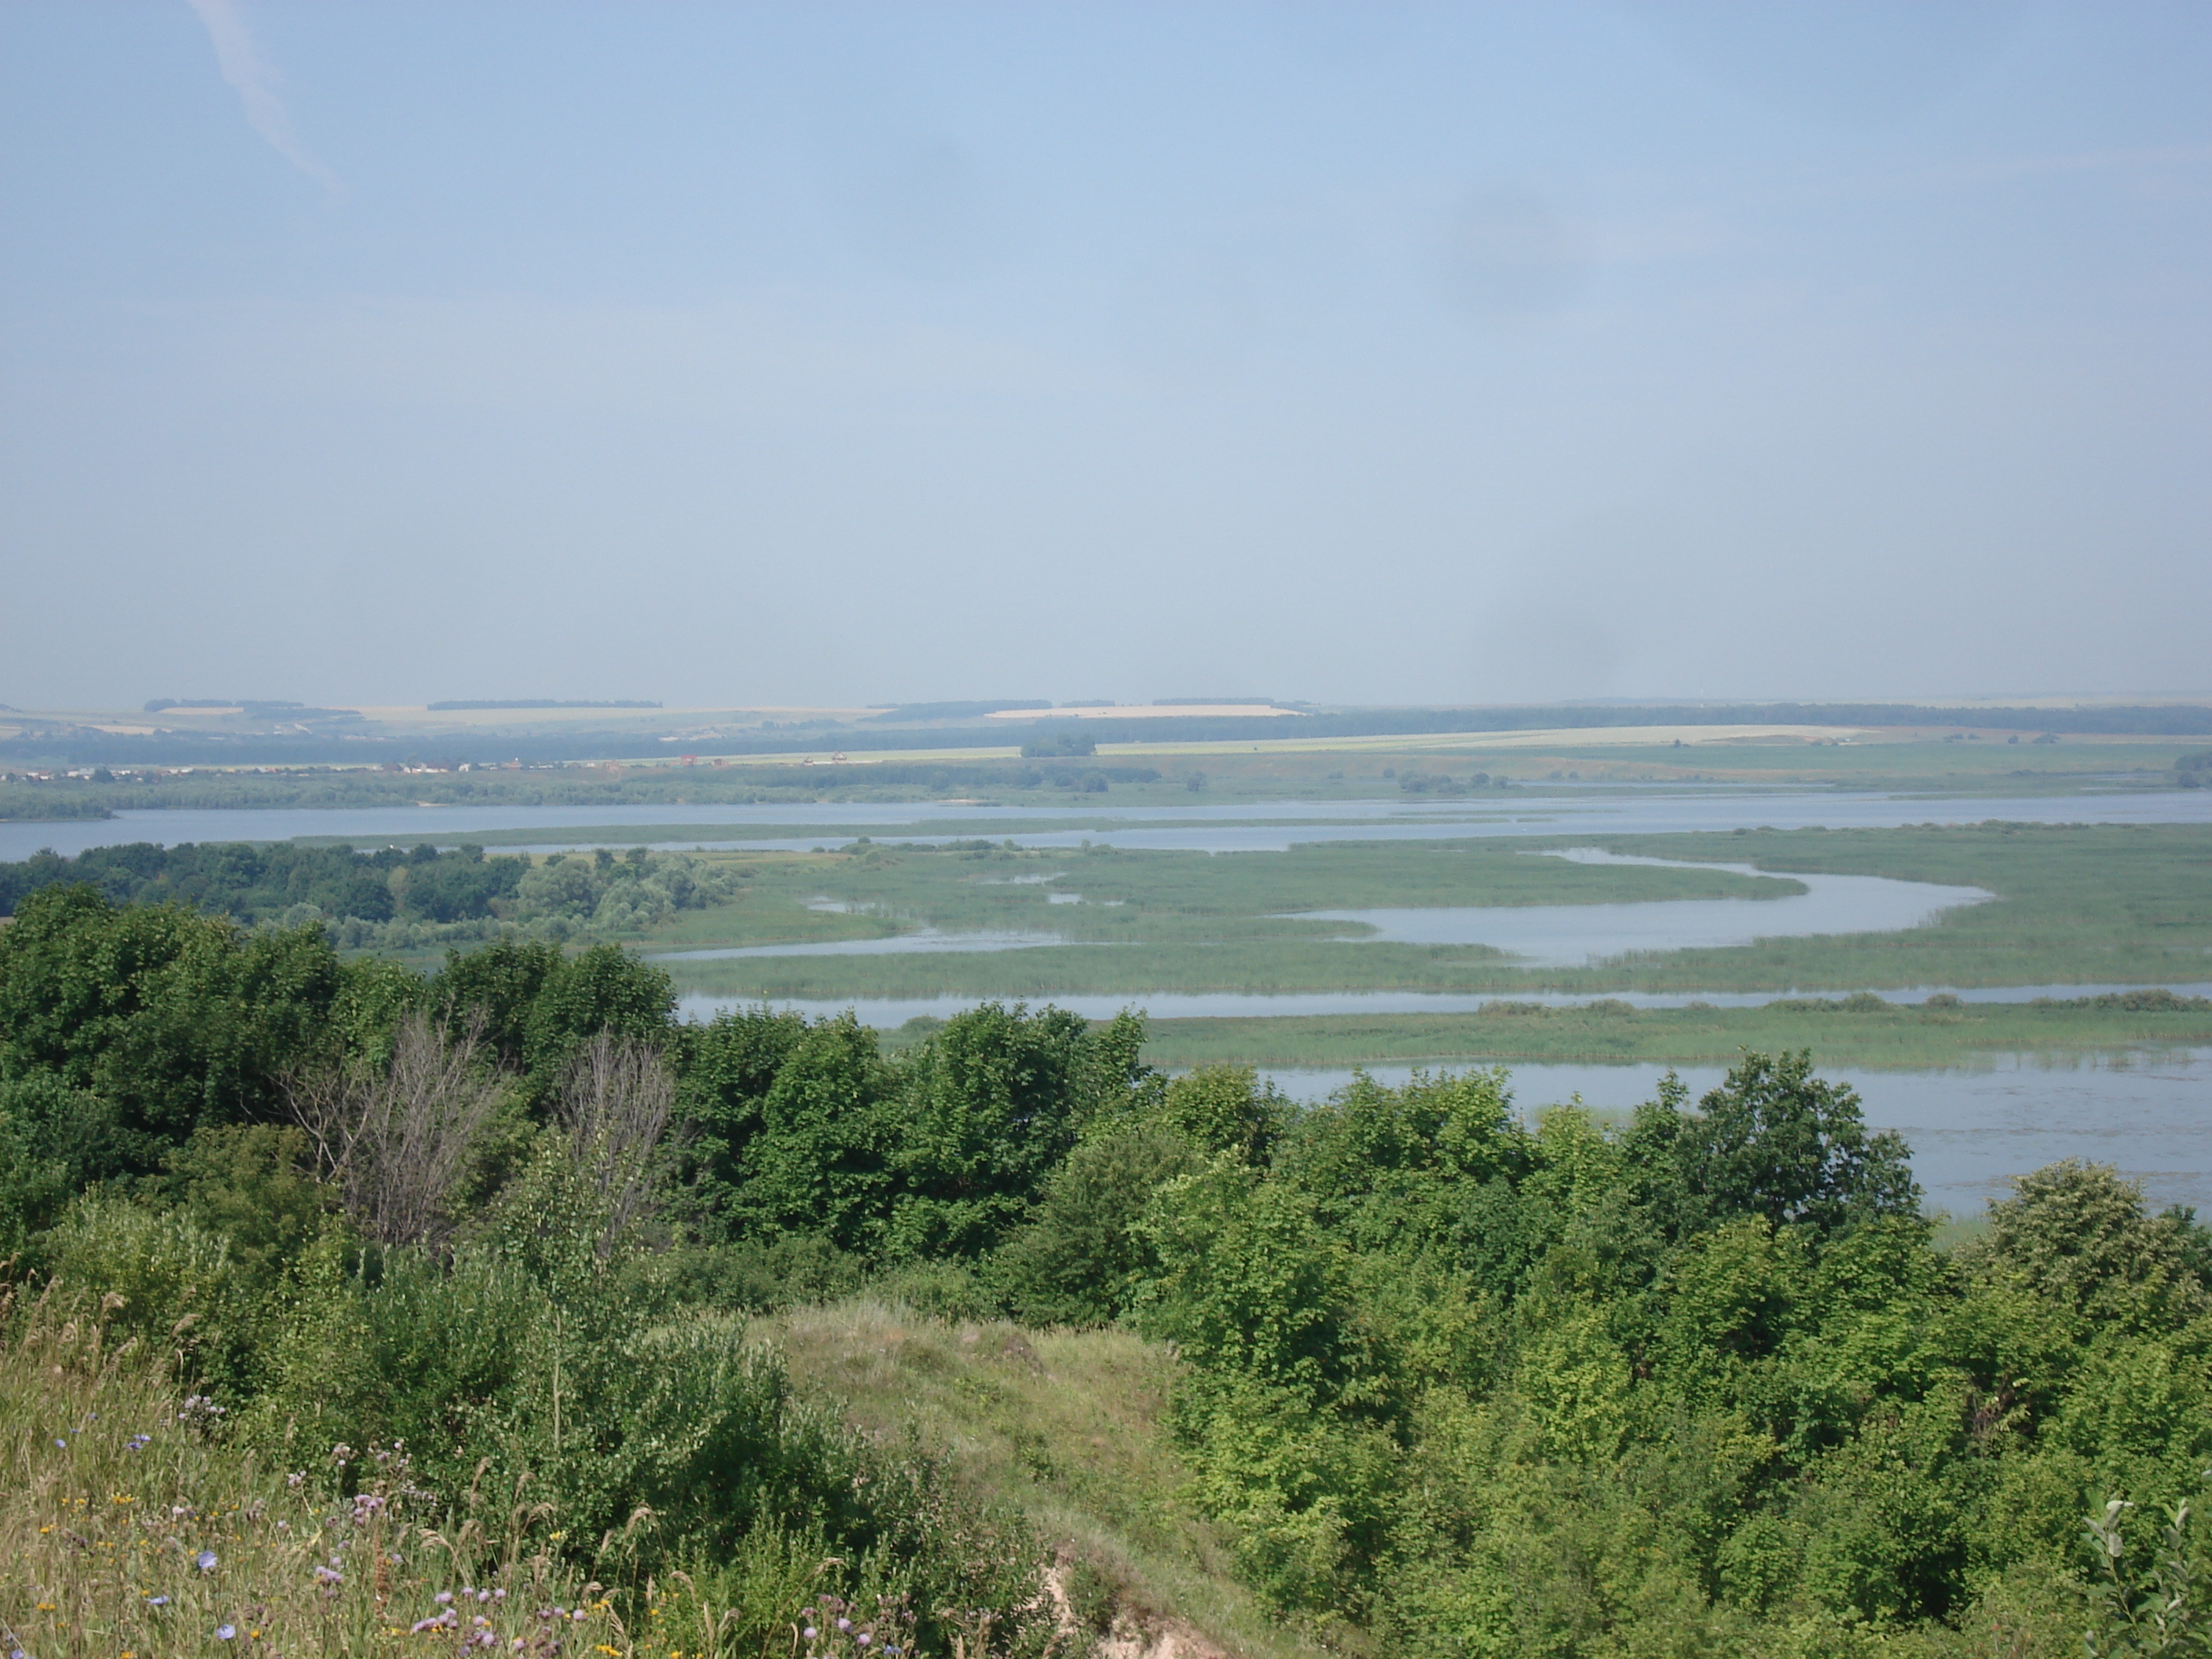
{"left": 3, "top": 2, "right": 2207, "bottom": 711}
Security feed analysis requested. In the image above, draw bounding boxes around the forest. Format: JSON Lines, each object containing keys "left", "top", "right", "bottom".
{"left": 4, "top": 882, "right": 2210, "bottom": 1657}
{"left": 0, "top": 840, "right": 739, "bottom": 952}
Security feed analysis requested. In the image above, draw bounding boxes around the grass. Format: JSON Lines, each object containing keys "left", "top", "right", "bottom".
{"left": 646, "top": 824, "right": 2212, "bottom": 1008}
{"left": 761, "top": 1298, "right": 1326, "bottom": 1659}
{"left": 0, "top": 1287, "right": 640, "bottom": 1659}
{"left": 2, "top": 1273, "right": 1302, "bottom": 1659}
{"left": 1131, "top": 992, "right": 2212, "bottom": 1071}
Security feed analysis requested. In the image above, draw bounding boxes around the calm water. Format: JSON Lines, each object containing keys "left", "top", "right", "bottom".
{"left": 1258, "top": 1049, "right": 2212, "bottom": 1214}
{"left": 1293, "top": 849, "right": 1989, "bottom": 967}
{"left": 7, "top": 786, "right": 2211, "bottom": 862}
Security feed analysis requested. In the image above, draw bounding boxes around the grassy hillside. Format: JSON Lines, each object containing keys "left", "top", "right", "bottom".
{"left": 764, "top": 1299, "right": 1332, "bottom": 1659}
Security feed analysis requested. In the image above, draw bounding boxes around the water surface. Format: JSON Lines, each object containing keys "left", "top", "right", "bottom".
{"left": 1291, "top": 849, "right": 1989, "bottom": 966}
{"left": 9, "top": 786, "right": 2210, "bottom": 863}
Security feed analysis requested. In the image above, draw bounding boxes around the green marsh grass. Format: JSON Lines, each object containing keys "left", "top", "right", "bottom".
{"left": 654, "top": 825, "right": 2212, "bottom": 1013}
{"left": 1133, "top": 992, "right": 2212, "bottom": 1070}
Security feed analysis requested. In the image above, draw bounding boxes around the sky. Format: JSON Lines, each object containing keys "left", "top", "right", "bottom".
{"left": 2, "top": 2, "right": 2207, "bottom": 712}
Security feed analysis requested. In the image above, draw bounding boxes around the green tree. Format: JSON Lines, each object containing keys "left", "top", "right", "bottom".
{"left": 728, "top": 1013, "right": 898, "bottom": 1253}
{"left": 884, "top": 1002, "right": 1099, "bottom": 1258}
{"left": 1667, "top": 1050, "right": 1920, "bottom": 1236}
{"left": 0, "top": 884, "right": 340, "bottom": 1170}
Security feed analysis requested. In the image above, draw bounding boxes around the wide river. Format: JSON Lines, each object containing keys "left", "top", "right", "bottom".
{"left": 5, "top": 784, "right": 2212, "bottom": 862}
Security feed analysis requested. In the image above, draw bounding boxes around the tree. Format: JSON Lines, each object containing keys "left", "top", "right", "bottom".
{"left": 885, "top": 1001, "right": 1097, "bottom": 1258}
{"left": 729, "top": 1013, "right": 898, "bottom": 1252}
{"left": 1020, "top": 731, "right": 1097, "bottom": 758}
{"left": 0, "top": 884, "right": 340, "bottom": 1170}
{"left": 1670, "top": 1050, "right": 1919, "bottom": 1236}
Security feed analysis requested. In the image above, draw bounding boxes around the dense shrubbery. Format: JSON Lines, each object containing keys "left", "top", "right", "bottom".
{"left": 4, "top": 881, "right": 2211, "bottom": 1655}
{"left": 0, "top": 840, "right": 738, "bottom": 951}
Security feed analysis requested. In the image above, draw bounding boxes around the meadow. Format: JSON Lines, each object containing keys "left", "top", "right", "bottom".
{"left": 647, "top": 824, "right": 2212, "bottom": 1013}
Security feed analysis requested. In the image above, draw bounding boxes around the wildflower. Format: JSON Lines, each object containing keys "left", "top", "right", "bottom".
{"left": 802, "top": 1630, "right": 818, "bottom": 1643}
{"left": 286, "top": 1473, "right": 304, "bottom": 1489}
{"left": 837, "top": 1619, "right": 851, "bottom": 1633}
{"left": 216, "top": 1626, "right": 237, "bottom": 1641}
{"left": 313, "top": 1566, "right": 342, "bottom": 1587}
{"left": 478, "top": 1589, "right": 493, "bottom": 1604}
{"left": 493, "top": 1590, "right": 507, "bottom": 1602}
{"left": 197, "top": 1551, "right": 219, "bottom": 1572}
{"left": 147, "top": 1595, "right": 170, "bottom": 1607}
{"left": 125, "top": 1434, "right": 152, "bottom": 1452}
{"left": 855, "top": 1635, "right": 871, "bottom": 1648}
{"left": 54, "top": 1437, "right": 66, "bottom": 1448}
{"left": 435, "top": 1592, "right": 455, "bottom": 1606}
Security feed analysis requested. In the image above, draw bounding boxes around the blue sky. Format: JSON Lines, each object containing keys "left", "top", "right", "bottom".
{"left": 2, "top": 2, "right": 2207, "bottom": 709}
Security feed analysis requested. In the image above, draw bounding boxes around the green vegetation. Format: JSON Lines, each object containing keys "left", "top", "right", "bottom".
{"left": 1136, "top": 989, "right": 2212, "bottom": 1070}
{"left": 6, "top": 881, "right": 2212, "bottom": 1655}
{"left": 0, "top": 841, "right": 740, "bottom": 955}
{"left": 650, "top": 823, "right": 2212, "bottom": 1006}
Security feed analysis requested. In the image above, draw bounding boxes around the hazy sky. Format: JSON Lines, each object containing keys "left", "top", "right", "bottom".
{"left": 3, "top": 2, "right": 2207, "bottom": 710}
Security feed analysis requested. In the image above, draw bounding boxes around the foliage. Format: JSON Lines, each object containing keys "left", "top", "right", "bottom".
{"left": 0, "top": 885, "right": 342, "bottom": 1175}
{"left": 0, "top": 841, "right": 741, "bottom": 961}
{"left": 8, "top": 877, "right": 2212, "bottom": 1656}
{"left": 1019, "top": 733, "right": 1097, "bottom": 758}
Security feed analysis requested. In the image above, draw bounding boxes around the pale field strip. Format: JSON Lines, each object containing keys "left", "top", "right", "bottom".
{"left": 983, "top": 702, "right": 1302, "bottom": 721}
{"left": 1091, "top": 723, "right": 1877, "bottom": 758}
{"left": 626, "top": 722, "right": 1871, "bottom": 768}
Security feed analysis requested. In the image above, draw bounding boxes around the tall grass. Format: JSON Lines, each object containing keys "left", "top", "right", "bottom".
{"left": 0, "top": 1280, "right": 1053, "bottom": 1659}
{"left": 0, "top": 1280, "right": 639, "bottom": 1659}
